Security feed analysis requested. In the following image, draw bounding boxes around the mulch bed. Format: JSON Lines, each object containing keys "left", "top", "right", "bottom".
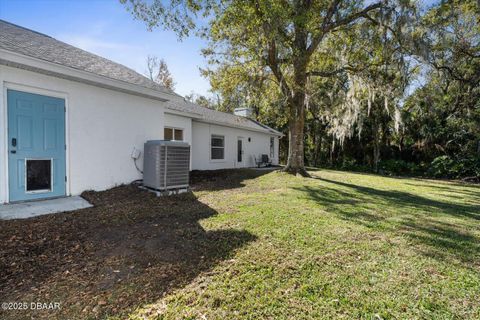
{"left": 0, "top": 177, "right": 255, "bottom": 319}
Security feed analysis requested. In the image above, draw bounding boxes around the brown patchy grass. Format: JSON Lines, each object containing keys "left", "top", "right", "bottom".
{"left": 1, "top": 168, "right": 479, "bottom": 319}
{"left": 0, "top": 181, "right": 256, "bottom": 320}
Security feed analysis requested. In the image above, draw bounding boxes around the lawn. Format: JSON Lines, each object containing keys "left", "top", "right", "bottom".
{"left": 1, "top": 169, "right": 479, "bottom": 319}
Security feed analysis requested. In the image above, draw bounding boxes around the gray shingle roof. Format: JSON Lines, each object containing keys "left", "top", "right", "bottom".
{"left": 166, "top": 97, "right": 282, "bottom": 135}
{"left": 0, "top": 19, "right": 172, "bottom": 94}
{"left": 0, "top": 19, "right": 282, "bottom": 136}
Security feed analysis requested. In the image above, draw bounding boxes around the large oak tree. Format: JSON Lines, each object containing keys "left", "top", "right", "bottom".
{"left": 122, "top": 0, "right": 388, "bottom": 175}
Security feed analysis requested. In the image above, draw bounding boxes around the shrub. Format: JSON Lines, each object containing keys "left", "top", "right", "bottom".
{"left": 379, "top": 159, "right": 422, "bottom": 176}
{"left": 338, "top": 157, "right": 370, "bottom": 172}
{"left": 427, "top": 155, "right": 480, "bottom": 179}
{"left": 428, "top": 156, "right": 455, "bottom": 178}
{"left": 380, "top": 159, "right": 409, "bottom": 175}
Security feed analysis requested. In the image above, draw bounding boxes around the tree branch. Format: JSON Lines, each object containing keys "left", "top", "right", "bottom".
{"left": 307, "top": 1, "right": 383, "bottom": 57}
{"left": 251, "top": 0, "right": 293, "bottom": 103}
{"left": 431, "top": 61, "right": 468, "bottom": 83}
{"left": 306, "top": 61, "right": 385, "bottom": 78}
{"left": 266, "top": 40, "right": 293, "bottom": 103}
{"left": 306, "top": 68, "right": 347, "bottom": 77}
{"left": 306, "top": 0, "right": 340, "bottom": 56}
{"left": 329, "top": 2, "right": 383, "bottom": 31}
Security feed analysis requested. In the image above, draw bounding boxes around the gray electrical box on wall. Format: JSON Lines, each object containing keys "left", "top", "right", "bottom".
{"left": 143, "top": 140, "right": 190, "bottom": 190}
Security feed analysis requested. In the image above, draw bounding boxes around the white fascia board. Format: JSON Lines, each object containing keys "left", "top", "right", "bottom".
{"left": 164, "top": 108, "right": 203, "bottom": 119}
{"left": 164, "top": 107, "right": 282, "bottom": 137}
{"left": 0, "top": 48, "right": 176, "bottom": 103}
{"left": 193, "top": 118, "right": 283, "bottom": 137}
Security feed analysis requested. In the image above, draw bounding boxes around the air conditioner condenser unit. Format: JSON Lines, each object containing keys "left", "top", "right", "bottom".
{"left": 143, "top": 140, "right": 190, "bottom": 190}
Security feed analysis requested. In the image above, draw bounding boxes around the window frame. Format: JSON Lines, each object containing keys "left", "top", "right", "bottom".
{"left": 210, "top": 134, "right": 225, "bottom": 161}
{"left": 164, "top": 126, "right": 184, "bottom": 141}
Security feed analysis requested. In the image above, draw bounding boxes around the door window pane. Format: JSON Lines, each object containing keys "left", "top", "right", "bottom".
{"left": 26, "top": 159, "right": 52, "bottom": 191}
{"left": 237, "top": 139, "right": 242, "bottom": 162}
{"left": 270, "top": 137, "right": 275, "bottom": 158}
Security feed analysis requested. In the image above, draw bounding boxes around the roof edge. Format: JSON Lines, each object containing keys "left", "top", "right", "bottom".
{"left": 193, "top": 118, "right": 283, "bottom": 136}
{"left": 0, "top": 19, "right": 53, "bottom": 39}
{"left": 173, "top": 100, "right": 284, "bottom": 136}
{"left": 164, "top": 108, "right": 203, "bottom": 118}
{"left": 0, "top": 48, "right": 284, "bottom": 137}
{"left": 0, "top": 48, "right": 177, "bottom": 103}
{"left": 247, "top": 118, "right": 284, "bottom": 136}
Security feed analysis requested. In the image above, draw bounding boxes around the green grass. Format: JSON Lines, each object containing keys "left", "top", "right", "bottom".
{"left": 128, "top": 169, "right": 480, "bottom": 319}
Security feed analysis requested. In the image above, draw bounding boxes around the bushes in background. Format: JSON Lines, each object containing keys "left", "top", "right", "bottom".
{"left": 427, "top": 155, "right": 480, "bottom": 179}
{"left": 318, "top": 155, "right": 480, "bottom": 181}
{"left": 379, "top": 160, "right": 424, "bottom": 176}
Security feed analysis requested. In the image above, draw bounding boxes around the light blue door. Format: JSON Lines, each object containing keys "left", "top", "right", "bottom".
{"left": 8, "top": 89, "right": 66, "bottom": 202}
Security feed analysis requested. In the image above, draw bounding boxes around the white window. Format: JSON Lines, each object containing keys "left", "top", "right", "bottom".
{"left": 270, "top": 137, "right": 275, "bottom": 159}
{"left": 164, "top": 127, "right": 183, "bottom": 141}
{"left": 211, "top": 135, "right": 225, "bottom": 160}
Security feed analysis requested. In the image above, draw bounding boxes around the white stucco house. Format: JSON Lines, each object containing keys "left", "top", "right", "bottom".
{"left": 0, "top": 20, "right": 282, "bottom": 203}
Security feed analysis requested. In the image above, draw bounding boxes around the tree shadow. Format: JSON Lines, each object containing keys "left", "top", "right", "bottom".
{"left": 295, "top": 177, "right": 480, "bottom": 267}
{"left": 403, "top": 182, "right": 480, "bottom": 202}
{"left": 309, "top": 168, "right": 480, "bottom": 189}
{"left": 399, "top": 218, "right": 480, "bottom": 264}
{"left": 190, "top": 168, "right": 273, "bottom": 192}
{"left": 297, "top": 185, "right": 387, "bottom": 228}
{"left": 0, "top": 185, "right": 256, "bottom": 319}
{"left": 315, "top": 177, "right": 480, "bottom": 221}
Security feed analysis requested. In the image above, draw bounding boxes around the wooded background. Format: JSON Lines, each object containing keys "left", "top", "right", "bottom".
{"left": 124, "top": 0, "right": 479, "bottom": 179}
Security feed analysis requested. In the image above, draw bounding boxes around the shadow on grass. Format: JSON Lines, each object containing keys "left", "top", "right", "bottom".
{"left": 295, "top": 177, "right": 480, "bottom": 267}
{"left": 316, "top": 177, "right": 480, "bottom": 221}
{"left": 0, "top": 185, "right": 256, "bottom": 320}
{"left": 190, "top": 168, "right": 273, "bottom": 192}
{"left": 403, "top": 182, "right": 480, "bottom": 202}
{"left": 400, "top": 218, "right": 480, "bottom": 263}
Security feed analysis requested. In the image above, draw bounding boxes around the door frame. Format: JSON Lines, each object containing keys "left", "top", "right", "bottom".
{"left": 236, "top": 136, "right": 245, "bottom": 168}
{"left": 2, "top": 82, "right": 70, "bottom": 203}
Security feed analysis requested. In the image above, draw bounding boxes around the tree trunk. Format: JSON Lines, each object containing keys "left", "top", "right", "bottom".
{"left": 330, "top": 138, "right": 335, "bottom": 166}
{"left": 283, "top": 55, "right": 309, "bottom": 177}
{"left": 284, "top": 108, "right": 308, "bottom": 176}
{"left": 373, "top": 124, "right": 381, "bottom": 173}
{"left": 313, "top": 128, "right": 322, "bottom": 168}
{"left": 311, "top": 121, "right": 316, "bottom": 167}
{"left": 373, "top": 140, "right": 380, "bottom": 173}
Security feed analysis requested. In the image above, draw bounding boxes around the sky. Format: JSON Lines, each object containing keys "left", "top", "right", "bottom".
{"left": 0, "top": 0, "right": 211, "bottom": 97}
{"left": 0, "top": 0, "right": 440, "bottom": 98}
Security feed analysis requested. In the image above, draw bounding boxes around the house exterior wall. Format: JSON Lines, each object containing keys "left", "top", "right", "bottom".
{"left": 164, "top": 113, "right": 193, "bottom": 145}
{"left": 164, "top": 112, "right": 193, "bottom": 168}
{"left": 191, "top": 121, "right": 280, "bottom": 171}
{"left": 0, "top": 64, "right": 281, "bottom": 203}
{"left": 0, "top": 65, "right": 165, "bottom": 203}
